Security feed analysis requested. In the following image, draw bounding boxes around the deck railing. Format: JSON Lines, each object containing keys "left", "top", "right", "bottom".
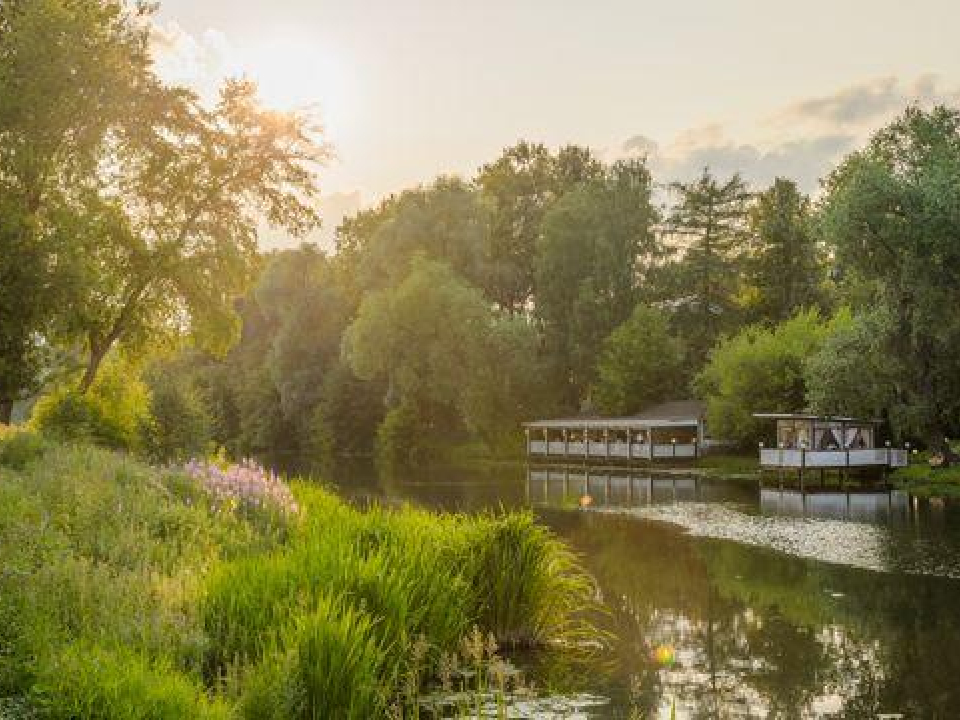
{"left": 759, "top": 447, "right": 908, "bottom": 468}
{"left": 527, "top": 440, "right": 698, "bottom": 461}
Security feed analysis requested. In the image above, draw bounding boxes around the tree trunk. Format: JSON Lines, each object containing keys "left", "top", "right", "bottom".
{"left": 79, "top": 339, "right": 110, "bottom": 394}
{"left": 0, "top": 400, "right": 12, "bottom": 425}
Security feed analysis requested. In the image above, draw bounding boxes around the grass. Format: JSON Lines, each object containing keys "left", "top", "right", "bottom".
{"left": 695, "top": 453, "right": 760, "bottom": 478}
{"left": 0, "top": 433, "right": 596, "bottom": 719}
{"left": 891, "top": 460, "right": 960, "bottom": 498}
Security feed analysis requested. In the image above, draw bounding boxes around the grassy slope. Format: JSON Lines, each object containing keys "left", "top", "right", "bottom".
{"left": 0, "top": 433, "right": 593, "bottom": 719}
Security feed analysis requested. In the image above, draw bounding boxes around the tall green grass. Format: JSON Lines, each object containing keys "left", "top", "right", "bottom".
{"left": 1, "top": 440, "right": 595, "bottom": 719}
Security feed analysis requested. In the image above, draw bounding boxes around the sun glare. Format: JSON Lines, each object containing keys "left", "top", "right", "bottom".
{"left": 239, "top": 37, "right": 355, "bottom": 143}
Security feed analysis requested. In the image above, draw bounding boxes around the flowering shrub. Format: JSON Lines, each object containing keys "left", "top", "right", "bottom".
{"left": 183, "top": 458, "right": 299, "bottom": 517}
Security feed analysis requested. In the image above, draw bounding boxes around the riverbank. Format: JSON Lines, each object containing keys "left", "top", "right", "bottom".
{"left": 0, "top": 431, "right": 594, "bottom": 719}
{"left": 891, "top": 463, "right": 960, "bottom": 498}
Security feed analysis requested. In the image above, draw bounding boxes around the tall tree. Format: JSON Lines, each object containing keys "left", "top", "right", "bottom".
{"left": 746, "top": 178, "right": 826, "bottom": 323}
{"left": 335, "top": 176, "right": 488, "bottom": 295}
{"left": 535, "top": 159, "right": 660, "bottom": 408}
{"left": 0, "top": 0, "right": 154, "bottom": 420}
{"left": 64, "top": 79, "right": 325, "bottom": 392}
{"left": 477, "top": 141, "right": 602, "bottom": 313}
{"left": 819, "top": 105, "right": 960, "bottom": 449}
{"left": 668, "top": 170, "right": 752, "bottom": 366}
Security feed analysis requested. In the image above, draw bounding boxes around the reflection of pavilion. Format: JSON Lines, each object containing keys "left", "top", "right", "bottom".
{"left": 527, "top": 466, "right": 916, "bottom": 524}
{"left": 760, "top": 487, "right": 910, "bottom": 522}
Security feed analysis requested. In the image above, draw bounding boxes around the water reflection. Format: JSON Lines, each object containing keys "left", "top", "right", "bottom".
{"left": 330, "top": 462, "right": 960, "bottom": 718}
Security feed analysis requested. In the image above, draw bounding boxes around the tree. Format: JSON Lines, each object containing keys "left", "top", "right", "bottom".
{"left": 804, "top": 309, "right": 897, "bottom": 424}
{"left": 344, "top": 258, "right": 491, "bottom": 462}
{"left": 344, "top": 258, "right": 546, "bottom": 462}
{"left": 477, "top": 141, "right": 602, "bottom": 313}
{"left": 0, "top": 0, "right": 155, "bottom": 420}
{"left": 336, "top": 176, "right": 488, "bottom": 295}
{"left": 746, "top": 178, "right": 826, "bottom": 324}
{"left": 820, "top": 105, "right": 960, "bottom": 448}
{"left": 593, "top": 305, "right": 684, "bottom": 416}
{"left": 535, "top": 159, "right": 660, "bottom": 408}
{"left": 668, "top": 170, "right": 752, "bottom": 366}
{"left": 695, "top": 310, "right": 838, "bottom": 447}
{"left": 63, "top": 79, "right": 325, "bottom": 393}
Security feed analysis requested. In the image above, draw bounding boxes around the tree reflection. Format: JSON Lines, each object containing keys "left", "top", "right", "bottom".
{"left": 545, "top": 509, "right": 960, "bottom": 718}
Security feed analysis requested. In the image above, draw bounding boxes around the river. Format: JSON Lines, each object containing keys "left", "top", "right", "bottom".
{"left": 328, "top": 462, "right": 960, "bottom": 719}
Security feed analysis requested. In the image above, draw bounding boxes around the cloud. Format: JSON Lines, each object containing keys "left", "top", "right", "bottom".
{"left": 621, "top": 74, "right": 960, "bottom": 193}
{"left": 622, "top": 130, "right": 856, "bottom": 193}
{"left": 149, "top": 21, "right": 237, "bottom": 101}
{"left": 775, "top": 74, "right": 960, "bottom": 129}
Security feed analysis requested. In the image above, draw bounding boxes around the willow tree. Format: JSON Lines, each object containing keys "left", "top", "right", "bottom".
{"left": 820, "top": 105, "right": 960, "bottom": 448}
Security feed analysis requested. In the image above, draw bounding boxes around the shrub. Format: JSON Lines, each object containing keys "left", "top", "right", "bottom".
{"left": 695, "top": 309, "right": 844, "bottom": 447}
{"left": 142, "top": 363, "right": 213, "bottom": 463}
{"left": 32, "top": 359, "right": 151, "bottom": 452}
{"left": 0, "top": 426, "right": 46, "bottom": 470}
{"left": 32, "top": 643, "right": 232, "bottom": 720}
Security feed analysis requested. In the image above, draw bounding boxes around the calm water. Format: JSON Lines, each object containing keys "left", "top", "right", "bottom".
{"left": 329, "top": 462, "right": 960, "bottom": 719}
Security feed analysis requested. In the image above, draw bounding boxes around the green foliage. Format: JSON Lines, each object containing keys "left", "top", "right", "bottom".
{"left": 0, "top": 443, "right": 274, "bottom": 709}
{"left": 536, "top": 159, "right": 660, "bottom": 406}
{"left": 477, "top": 141, "right": 603, "bottom": 312}
{"left": 820, "top": 105, "right": 960, "bottom": 447}
{"left": 1, "top": 434, "right": 593, "bottom": 718}
{"left": 250, "top": 596, "right": 388, "bottom": 720}
{"left": 32, "top": 643, "right": 232, "bottom": 720}
{"left": 668, "top": 170, "right": 752, "bottom": 367}
{"left": 0, "top": 426, "right": 46, "bottom": 471}
{"left": 142, "top": 357, "right": 213, "bottom": 463}
{"left": 804, "top": 308, "right": 895, "bottom": 422}
{"left": 0, "top": 0, "right": 154, "bottom": 415}
{"left": 337, "top": 176, "right": 490, "bottom": 295}
{"left": 32, "top": 358, "right": 151, "bottom": 451}
{"left": 593, "top": 305, "right": 684, "bottom": 415}
{"left": 458, "top": 513, "right": 595, "bottom": 648}
{"left": 745, "top": 177, "right": 827, "bottom": 323}
{"left": 696, "top": 310, "right": 841, "bottom": 447}
{"left": 201, "top": 481, "right": 593, "bottom": 711}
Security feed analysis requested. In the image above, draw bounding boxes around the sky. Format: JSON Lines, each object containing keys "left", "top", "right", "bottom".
{"left": 152, "top": 0, "right": 960, "bottom": 247}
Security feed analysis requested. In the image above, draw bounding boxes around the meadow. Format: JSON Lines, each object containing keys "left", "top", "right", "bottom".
{"left": 0, "top": 428, "right": 594, "bottom": 719}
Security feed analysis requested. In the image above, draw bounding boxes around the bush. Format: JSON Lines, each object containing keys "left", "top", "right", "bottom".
{"left": 142, "top": 362, "right": 213, "bottom": 463}
{"left": 593, "top": 305, "right": 684, "bottom": 416}
{"left": 32, "top": 359, "right": 151, "bottom": 452}
{"left": 0, "top": 426, "right": 46, "bottom": 470}
{"left": 695, "top": 309, "right": 842, "bottom": 447}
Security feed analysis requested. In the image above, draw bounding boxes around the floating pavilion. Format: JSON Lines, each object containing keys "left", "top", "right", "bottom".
{"left": 523, "top": 400, "right": 709, "bottom": 463}
{"left": 754, "top": 412, "right": 908, "bottom": 471}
